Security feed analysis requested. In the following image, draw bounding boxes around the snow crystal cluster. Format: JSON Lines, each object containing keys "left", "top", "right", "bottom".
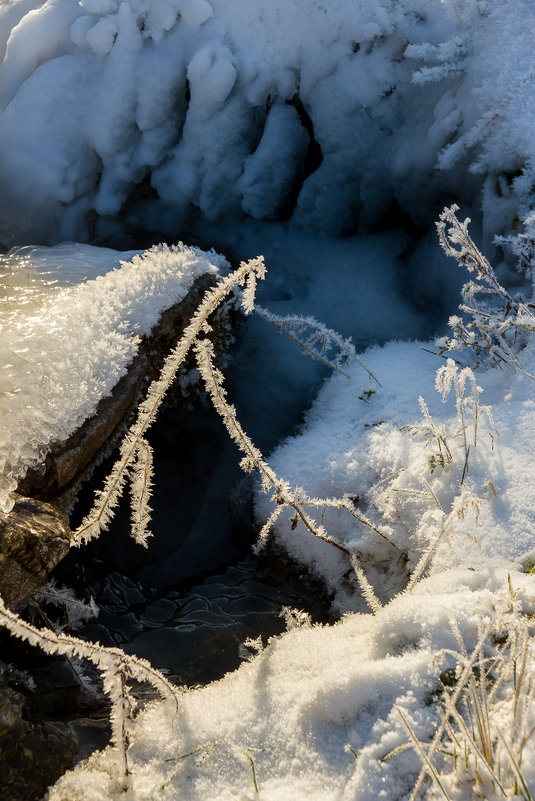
{"left": 1, "top": 0, "right": 534, "bottom": 244}
{"left": 0, "top": 241, "right": 224, "bottom": 511}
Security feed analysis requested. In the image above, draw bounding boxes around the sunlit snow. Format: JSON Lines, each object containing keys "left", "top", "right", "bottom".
{"left": 0, "top": 242, "right": 223, "bottom": 510}
{"left": 2, "top": 0, "right": 535, "bottom": 799}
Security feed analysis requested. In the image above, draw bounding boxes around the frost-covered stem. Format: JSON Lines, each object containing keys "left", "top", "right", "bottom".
{"left": 74, "top": 257, "right": 266, "bottom": 546}
{"left": 437, "top": 205, "right": 512, "bottom": 304}
{"left": 194, "top": 337, "right": 347, "bottom": 551}
{"left": 405, "top": 519, "right": 447, "bottom": 592}
{"left": 350, "top": 555, "right": 382, "bottom": 613}
{"left": 473, "top": 382, "right": 479, "bottom": 448}
{"left": 0, "top": 596, "right": 180, "bottom": 707}
{"left": 0, "top": 594, "right": 182, "bottom": 790}
{"left": 255, "top": 505, "right": 285, "bottom": 548}
{"left": 194, "top": 338, "right": 382, "bottom": 611}
{"left": 455, "top": 375, "right": 469, "bottom": 465}
{"left": 258, "top": 308, "right": 351, "bottom": 377}
{"left": 193, "top": 337, "right": 279, "bottom": 487}
{"left": 290, "top": 503, "right": 351, "bottom": 556}
{"left": 436, "top": 205, "right": 535, "bottom": 379}
{"left": 255, "top": 304, "right": 381, "bottom": 385}
{"left": 130, "top": 438, "right": 154, "bottom": 542}
{"left": 102, "top": 661, "right": 133, "bottom": 791}
{"left": 446, "top": 702, "right": 507, "bottom": 794}
{"left": 301, "top": 496, "right": 401, "bottom": 552}
{"left": 397, "top": 708, "right": 453, "bottom": 801}
{"left": 419, "top": 397, "right": 453, "bottom": 465}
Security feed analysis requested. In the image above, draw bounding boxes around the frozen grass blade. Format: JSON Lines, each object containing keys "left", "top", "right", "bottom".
{"left": 73, "top": 257, "right": 266, "bottom": 546}
{"left": 397, "top": 707, "right": 453, "bottom": 801}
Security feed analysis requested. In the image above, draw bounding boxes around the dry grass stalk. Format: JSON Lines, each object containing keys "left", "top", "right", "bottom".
{"left": 405, "top": 601, "right": 535, "bottom": 801}
{"left": 73, "top": 257, "right": 266, "bottom": 547}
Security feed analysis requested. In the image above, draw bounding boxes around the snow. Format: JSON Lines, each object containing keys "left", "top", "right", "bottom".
{"left": 1, "top": 0, "right": 535, "bottom": 244}
{"left": 47, "top": 566, "right": 535, "bottom": 801}
{"left": 2, "top": 0, "right": 535, "bottom": 798}
{"left": 254, "top": 338, "right": 535, "bottom": 611}
{"left": 33, "top": 221, "right": 535, "bottom": 801}
{"left": 0, "top": 241, "right": 224, "bottom": 511}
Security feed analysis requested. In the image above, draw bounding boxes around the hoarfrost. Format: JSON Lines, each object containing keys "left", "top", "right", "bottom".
{"left": 0, "top": 241, "right": 224, "bottom": 511}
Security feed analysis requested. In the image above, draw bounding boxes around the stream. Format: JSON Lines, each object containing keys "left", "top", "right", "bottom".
{"left": 52, "top": 391, "right": 333, "bottom": 688}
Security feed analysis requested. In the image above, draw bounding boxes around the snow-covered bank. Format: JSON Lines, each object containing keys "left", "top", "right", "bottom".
{"left": 0, "top": 242, "right": 224, "bottom": 511}
{"left": 1, "top": 0, "right": 535, "bottom": 244}
{"left": 255, "top": 337, "right": 535, "bottom": 613}
{"left": 47, "top": 565, "right": 535, "bottom": 801}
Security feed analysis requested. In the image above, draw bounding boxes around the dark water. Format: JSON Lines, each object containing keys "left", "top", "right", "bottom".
{"left": 52, "top": 337, "right": 332, "bottom": 688}
{"left": 50, "top": 215, "right": 444, "bottom": 688}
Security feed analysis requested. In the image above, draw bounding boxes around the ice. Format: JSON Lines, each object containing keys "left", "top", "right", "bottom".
{"left": 237, "top": 102, "right": 309, "bottom": 219}
{"left": 1, "top": 0, "right": 535, "bottom": 244}
{"left": 0, "top": 241, "right": 224, "bottom": 512}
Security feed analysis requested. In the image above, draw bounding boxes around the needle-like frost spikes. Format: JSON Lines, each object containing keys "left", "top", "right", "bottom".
{"left": 72, "top": 247, "right": 387, "bottom": 613}
{"left": 130, "top": 438, "right": 154, "bottom": 545}
{"left": 255, "top": 305, "right": 380, "bottom": 384}
{"left": 241, "top": 257, "right": 266, "bottom": 313}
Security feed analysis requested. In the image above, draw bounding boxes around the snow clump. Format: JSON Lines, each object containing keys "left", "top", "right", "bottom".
{"left": 1, "top": 0, "right": 535, "bottom": 243}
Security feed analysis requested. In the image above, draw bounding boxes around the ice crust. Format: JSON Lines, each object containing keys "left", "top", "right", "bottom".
{"left": 1, "top": 0, "right": 534, "bottom": 244}
{"left": 0, "top": 241, "right": 224, "bottom": 511}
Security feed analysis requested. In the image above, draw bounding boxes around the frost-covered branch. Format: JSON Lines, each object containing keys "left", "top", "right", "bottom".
{"left": 74, "top": 257, "right": 266, "bottom": 547}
